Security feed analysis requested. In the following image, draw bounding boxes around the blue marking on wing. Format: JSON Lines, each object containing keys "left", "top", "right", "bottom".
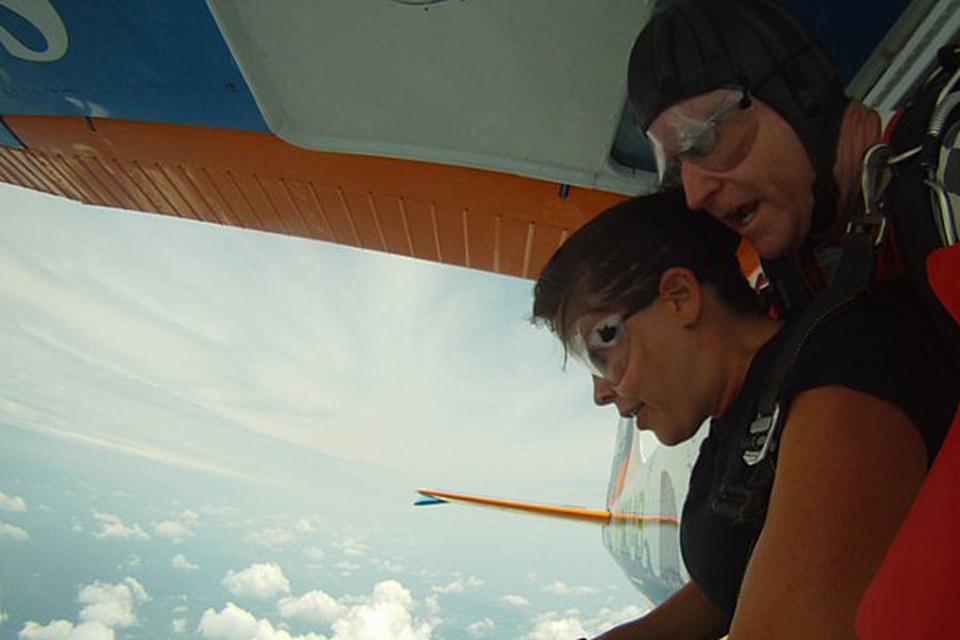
{"left": 0, "top": 0, "right": 268, "bottom": 131}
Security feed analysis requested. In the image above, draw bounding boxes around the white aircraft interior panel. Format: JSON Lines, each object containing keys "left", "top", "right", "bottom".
{"left": 208, "top": 0, "right": 654, "bottom": 188}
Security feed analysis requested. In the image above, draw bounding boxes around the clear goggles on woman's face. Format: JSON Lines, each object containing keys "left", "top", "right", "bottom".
{"left": 646, "top": 88, "right": 759, "bottom": 188}
{"left": 568, "top": 311, "right": 634, "bottom": 385}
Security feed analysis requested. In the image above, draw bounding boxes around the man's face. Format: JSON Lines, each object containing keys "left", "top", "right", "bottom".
{"left": 647, "top": 89, "right": 817, "bottom": 259}
{"left": 569, "top": 297, "right": 706, "bottom": 446}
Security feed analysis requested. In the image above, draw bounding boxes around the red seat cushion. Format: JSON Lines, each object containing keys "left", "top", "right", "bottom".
{"left": 856, "top": 245, "right": 960, "bottom": 639}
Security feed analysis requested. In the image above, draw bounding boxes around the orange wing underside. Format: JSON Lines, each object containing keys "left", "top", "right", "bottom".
{"left": 0, "top": 115, "right": 759, "bottom": 281}
{"left": 0, "top": 115, "right": 626, "bottom": 280}
{"left": 416, "top": 489, "right": 678, "bottom": 525}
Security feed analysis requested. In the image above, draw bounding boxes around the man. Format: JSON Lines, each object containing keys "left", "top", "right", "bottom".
{"left": 627, "top": 0, "right": 960, "bottom": 351}
{"left": 620, "top": 4, "right": 960, "bottom": 636}
{"left": 532, "top": 191, "right": 957, "bottom": 638}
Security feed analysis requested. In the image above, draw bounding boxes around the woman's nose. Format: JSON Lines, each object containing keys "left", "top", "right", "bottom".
{"left": 592, "top": 375, "right": 617, "bottom": 406}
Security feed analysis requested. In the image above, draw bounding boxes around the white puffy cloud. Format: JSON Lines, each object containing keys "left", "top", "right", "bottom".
{"left": 501, "top": 594, "right": 530, "bottom": 607}
{"left": 92, "top": 512, "right": 149, "bottom": 540}
{"left": 305, "top": 547, "right": 325, "bottom": 562}
{"left": 222, "top": 563, "right": 290, "bottom": 600}
{"left": 199, "top": 505, "right": 239, "bottom": 520}
{"left": 202, "top": 580, "right": 438, "bottom": 640}
{"left": 198, "top": 602, "right": 326, "bottom": 640}
{"left": 333, "top": 538, "right": 367, "bottom": 558}
{"left": 172, "top": 618, "right": 188, "bottom": 634}
{"left": 335, "top": 561, "right": 359, "bottom": 574}
{"left": 0, "top": 522, "right": 29, "bottom": 541}
{"left": 588, "top": 605, "right": 646, "bottom": 630}
{"left": 431, "top": 576, "right": 484, "bottom": 594}
{"left": 19, "top": 620, "right": 113, "bottom": 639}
{"left": 152, "top": 507, "right": 199, "bottom": 544}
{"left": 371, "top": 559, "right": 404, "bottom": 574}
{"left": 278, "top": 590, "right": 345, "bottom": 623}
{"left": 19, "top": 577, "right": 150, "bottom": 640}
{"left": 329, "top": 580, "right": 439, "bottom": 640}
{"left": 78, "top": 577, "right": 150, "bottom": 628}
{"left": 541, "top": 581, "right": 598, "bottom": 596}
{"left": 245, "top": 527, "right": 296, "bottom": 550}
{"left": 0, "top": 490, "right": 26, "bottom": 511}
{"left": 172, "top": 553, "right": 199, "bottom": 571}
{"left": 522, "top": 605, "right": 646, "bottom": 640}
{"left": 523, "top": 612, "right": 588, "bottom": 640}
{"left": 467, "top": 617, "right": 495, "bottom": 637}
{"left": 295, "top": 517, "right": 321, "bottom": 534}
{"left": 153, "top": 520, "right": 194, "bottom": 542}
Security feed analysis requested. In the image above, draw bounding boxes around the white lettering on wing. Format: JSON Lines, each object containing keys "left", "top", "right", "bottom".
{"left": 0, "top": 0, "right": 68, "bottom": 62}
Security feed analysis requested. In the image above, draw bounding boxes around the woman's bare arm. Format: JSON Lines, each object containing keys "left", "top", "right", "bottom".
{"left": 592, "top": 580, "right": 728, "bottom": 639}
{"left": 729, "top": 385, "right": 928, "bottom": 639}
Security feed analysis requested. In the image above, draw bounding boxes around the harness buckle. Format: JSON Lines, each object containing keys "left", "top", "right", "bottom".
{"left": 845, "top": 212, "right": 887, "bottom": 247}
{"left": 742, "top": 403, "right": 781, "bottom": 466}
{"left": 854, "top": 143, "right": 894, "bottom": 247}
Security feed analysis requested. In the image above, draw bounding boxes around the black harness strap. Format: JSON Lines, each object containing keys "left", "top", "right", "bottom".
{"left": 711, "top": 145, "right": 891, "bottom": 528}
{"left": 757, "top": 254, "right": 813, "bottom": 316}
{"left": 711, "top": 43, "right": 960, "bottom": 531}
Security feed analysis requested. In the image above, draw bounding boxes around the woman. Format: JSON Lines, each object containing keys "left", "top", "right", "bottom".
{"left": 532, "top": 190, "right": 958, "bottom": 639}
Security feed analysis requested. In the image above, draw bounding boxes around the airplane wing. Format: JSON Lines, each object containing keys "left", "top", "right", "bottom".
{"left": 414, "top": 488, "right": 677, "bottom": 525}
{"left": 414, "top": 418, "right": 702, "bottom": 605}
{"left": 0, "top": 1, "right": 940, "bottom": 282}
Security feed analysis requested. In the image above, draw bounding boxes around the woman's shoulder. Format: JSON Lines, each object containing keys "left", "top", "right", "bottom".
{"left": 783, "top": 296, "right": 959, "bottom": 460}
{"left": 792, "top": 297, "right": 948, "bottom": 377}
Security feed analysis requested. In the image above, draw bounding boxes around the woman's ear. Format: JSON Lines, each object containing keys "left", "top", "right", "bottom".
{"left": 658, "top": 267, "right": 702, "bottom": 325}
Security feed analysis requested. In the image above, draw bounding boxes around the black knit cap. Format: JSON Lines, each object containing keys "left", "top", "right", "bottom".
{"left": 628, "top": 0, "right": 849, "bottom": 235}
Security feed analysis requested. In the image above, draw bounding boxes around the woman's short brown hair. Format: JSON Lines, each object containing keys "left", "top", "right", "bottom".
{"left": 532, "top": 189, "right": 759, "bottom": 344}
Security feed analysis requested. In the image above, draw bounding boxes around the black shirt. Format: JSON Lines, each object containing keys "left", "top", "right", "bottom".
{"left": 680, "top": 298, "right": 959, "bottom": 619}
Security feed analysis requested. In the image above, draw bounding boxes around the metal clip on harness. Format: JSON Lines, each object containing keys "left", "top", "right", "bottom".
{"left": 849, "top": 144, "right": 894, "bottom": 246}
{"left": 922, "top": 60, "right": 960, "bottom": 246}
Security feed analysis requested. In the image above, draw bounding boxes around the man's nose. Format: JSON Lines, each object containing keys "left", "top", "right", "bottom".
{"left": 681, "top": 161, "right": 723, "bottom": 211}
{"left": 592, "top": 375, "right": 617, "bottom": 406}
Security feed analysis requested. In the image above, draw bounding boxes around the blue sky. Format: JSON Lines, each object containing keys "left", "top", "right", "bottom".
{"left": 0, "top": 184, "right": 650, "bottom": 639}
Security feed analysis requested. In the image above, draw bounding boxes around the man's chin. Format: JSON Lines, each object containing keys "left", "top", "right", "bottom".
{"left": 752, "top": 225, "right": 802, "bottom": 262}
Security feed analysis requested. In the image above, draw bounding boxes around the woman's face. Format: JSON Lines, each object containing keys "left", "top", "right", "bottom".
{"left": 570, "top": 293, "right": 709, "bottom": 446}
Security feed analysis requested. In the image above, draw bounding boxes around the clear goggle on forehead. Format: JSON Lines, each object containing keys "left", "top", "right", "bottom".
{"left": 568, "top": 312, "right": 631, "bottom": 384}
{"left": 647, "top": 87, "right": 757, "bottom": 188}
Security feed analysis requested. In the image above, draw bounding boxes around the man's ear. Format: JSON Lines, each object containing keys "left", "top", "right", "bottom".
{"left": 658, "top": 267, "right": 702, "bottom": 325}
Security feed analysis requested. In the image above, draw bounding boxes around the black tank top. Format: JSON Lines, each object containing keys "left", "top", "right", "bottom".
{"left": 680, "top": 297, "right": 959, "bottom": 619}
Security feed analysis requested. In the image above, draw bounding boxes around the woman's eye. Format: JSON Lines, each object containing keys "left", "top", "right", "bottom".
{"left": 597, "top": 323, "right": 619, "bottom": 343}
{"left": 590, "top": 316, "right": 623, "bottom": 347}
